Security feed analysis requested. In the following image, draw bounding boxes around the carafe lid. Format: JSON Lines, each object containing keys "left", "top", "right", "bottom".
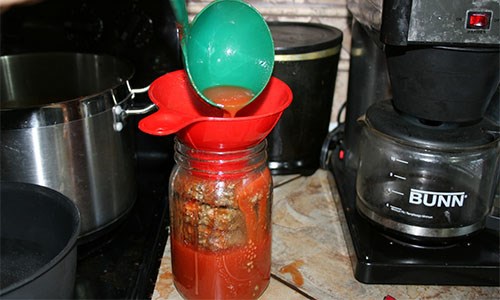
{"left": 364, "top": 101, "right": 499, "bottom": 150}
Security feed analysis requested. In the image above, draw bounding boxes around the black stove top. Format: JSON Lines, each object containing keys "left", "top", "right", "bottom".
{"left": 328, "top": 150, "right": 500, "bottom": 286}
{"left": 1, "top": 1, "right": 181, "bottom": 298}
{"left": 74, "top": 149, "right": 172, "bottom": 299}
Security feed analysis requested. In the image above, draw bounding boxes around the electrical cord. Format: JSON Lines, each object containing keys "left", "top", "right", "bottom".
{"left": 319, "top": 101, "right": 347, "bottom": 170}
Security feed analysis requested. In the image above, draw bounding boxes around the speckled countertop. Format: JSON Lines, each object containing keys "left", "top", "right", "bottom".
{"left": 152, "top": 170, "right": 500, "bottom": 300}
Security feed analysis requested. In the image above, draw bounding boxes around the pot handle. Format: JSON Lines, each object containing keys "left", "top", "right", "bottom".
{"left": 356, "top": 114, "right": 367, "bottom": 126}
{"left": 113, "top": 85, "right": 158, "bottom": 131}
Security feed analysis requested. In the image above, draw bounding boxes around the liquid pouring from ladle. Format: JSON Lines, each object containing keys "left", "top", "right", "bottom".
{"left": 170, "top": 0, "right": 275, "bottom": 116}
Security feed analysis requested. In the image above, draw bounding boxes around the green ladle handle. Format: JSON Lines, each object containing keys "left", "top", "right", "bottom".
{"left": 170, "top": 0, "right": 189, "bottom": 36}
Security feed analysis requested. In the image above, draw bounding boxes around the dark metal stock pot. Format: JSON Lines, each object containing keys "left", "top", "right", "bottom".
{"left": 0, "top": 52, "right": 145, "bottom": 240}
{"left": 0, "top": 182, "right": 80, "bottom": 298}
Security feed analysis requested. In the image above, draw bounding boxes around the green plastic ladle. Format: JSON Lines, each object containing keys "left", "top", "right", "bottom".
{"left": 170, "top": 0, "right": 274, "bottom": 108}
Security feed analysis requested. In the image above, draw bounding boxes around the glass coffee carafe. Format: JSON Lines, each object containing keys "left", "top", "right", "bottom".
{"left": 356, "top": 101, "right": 500, "bottom": 241}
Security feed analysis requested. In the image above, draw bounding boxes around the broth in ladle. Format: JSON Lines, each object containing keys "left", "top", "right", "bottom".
{"left": 203, "top": 86, "right": 254, "bottom": 118}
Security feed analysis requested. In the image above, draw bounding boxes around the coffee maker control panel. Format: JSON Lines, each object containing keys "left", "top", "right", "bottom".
{"left": 382, "top": 0, "right": 500, "bottom": 46}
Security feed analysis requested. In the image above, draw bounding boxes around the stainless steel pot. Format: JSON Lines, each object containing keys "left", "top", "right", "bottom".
{"left": 0, "top": 53, "right": 151, "bottom": 240}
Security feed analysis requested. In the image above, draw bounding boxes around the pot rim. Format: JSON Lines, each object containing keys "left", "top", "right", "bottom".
{"left": 0, "top": 52, "right": 135, "bottom": 129}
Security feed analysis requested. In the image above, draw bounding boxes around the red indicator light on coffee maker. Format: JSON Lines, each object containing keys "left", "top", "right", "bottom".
{"left": 339, "top": 149, "right": 345, "bottom": 160}
{"left": 466, "top": 11, "right": 492, "bottom": 29}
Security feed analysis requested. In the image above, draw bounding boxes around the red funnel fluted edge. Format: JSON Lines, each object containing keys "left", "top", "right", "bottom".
{"left": 139, "top": 70, "right": 293, "bottom": 150}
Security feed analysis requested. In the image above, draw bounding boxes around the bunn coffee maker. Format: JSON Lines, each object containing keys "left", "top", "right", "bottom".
{"left": 325, "top": 0, "right": 500, "bottom": 285}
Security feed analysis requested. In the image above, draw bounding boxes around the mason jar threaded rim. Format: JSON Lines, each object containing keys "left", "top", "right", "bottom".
{"left": 173, "top": 138, "right": 268, "bottom": 175}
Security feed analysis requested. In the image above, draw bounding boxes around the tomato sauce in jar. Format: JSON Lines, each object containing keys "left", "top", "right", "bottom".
{"left": 171, "top": 237, "right": 271, "bottom": 299}
{"left": 169, "top": 140, "right": 272, "bottom": 299}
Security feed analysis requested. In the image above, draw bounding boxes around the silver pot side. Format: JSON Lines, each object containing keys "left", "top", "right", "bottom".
{"left": 0, "top": 53, "right": 137, "bottom": 239}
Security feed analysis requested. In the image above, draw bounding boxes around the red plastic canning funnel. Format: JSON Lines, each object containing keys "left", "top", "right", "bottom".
{"left": 138, "top": 70, "right": 293, "bottom": 150}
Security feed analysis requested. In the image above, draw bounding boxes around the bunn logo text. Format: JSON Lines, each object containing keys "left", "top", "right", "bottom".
{"left": 408, "top": 188, "right": 467, "bottom": 208}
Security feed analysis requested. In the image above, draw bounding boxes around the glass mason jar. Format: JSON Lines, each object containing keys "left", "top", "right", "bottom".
{"left": 169, "top": 139, "right": 272, "bottom": 299}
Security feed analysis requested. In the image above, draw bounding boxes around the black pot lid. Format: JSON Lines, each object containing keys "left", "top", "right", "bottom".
{"left": 268, "top": 22, "right": 343, "bottom": 54}
{"left": 365, "top": 100, "right": 499, "bottom": 150}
